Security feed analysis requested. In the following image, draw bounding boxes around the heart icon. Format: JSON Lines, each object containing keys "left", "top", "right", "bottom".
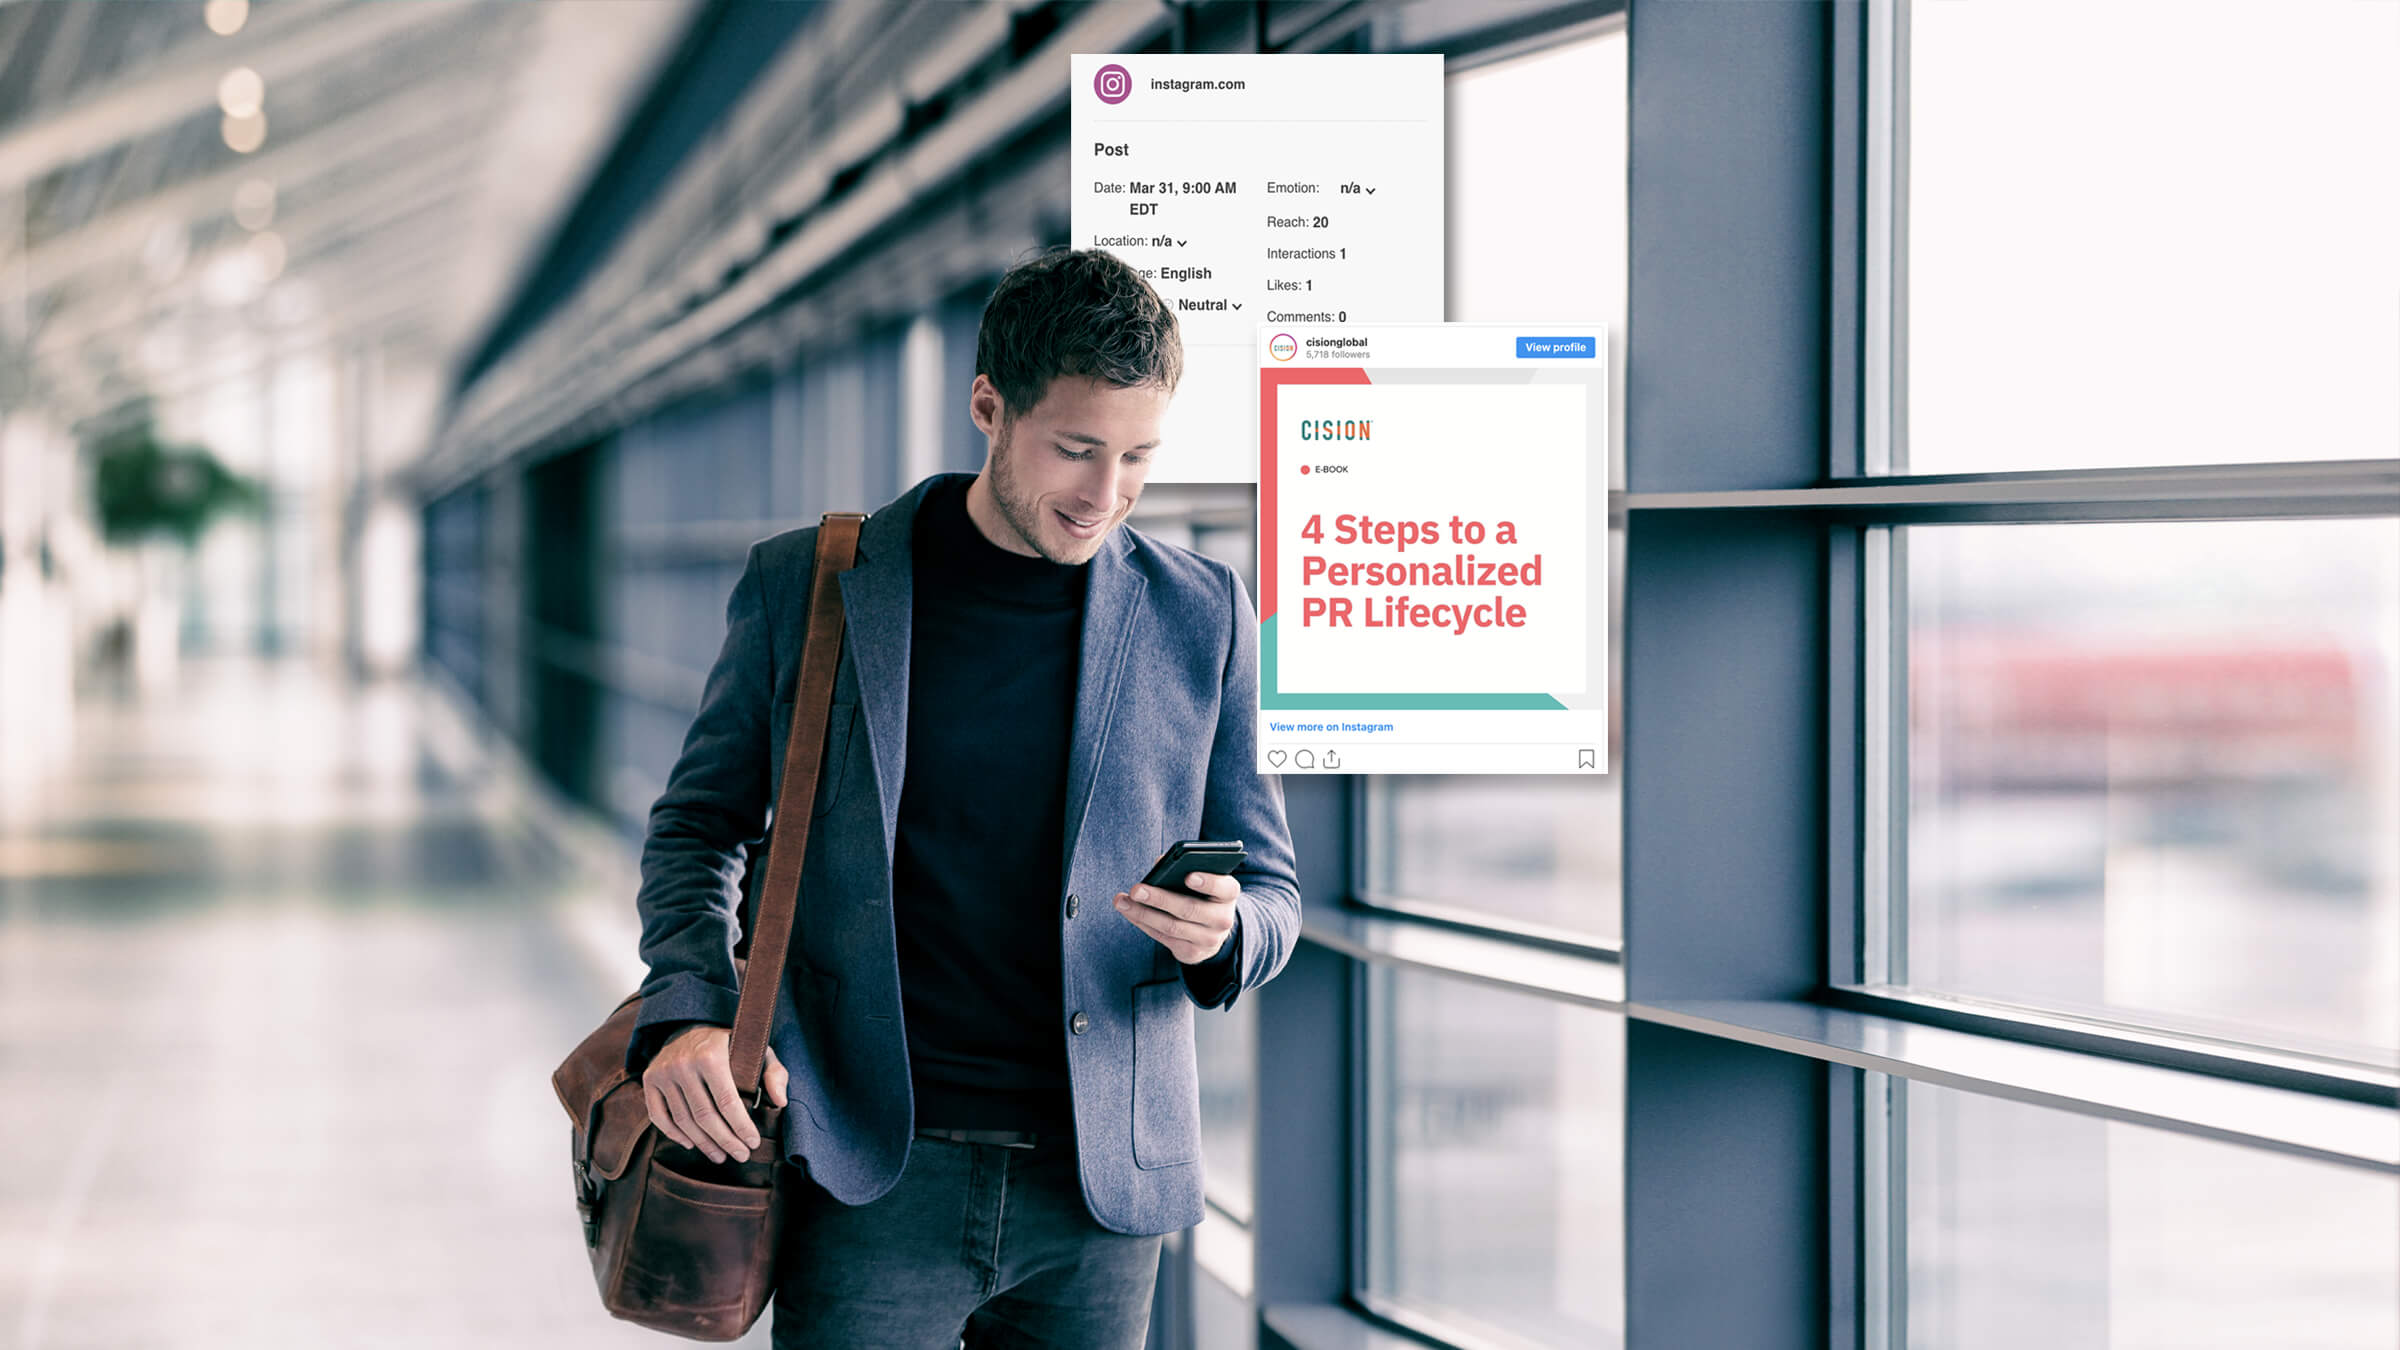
{"left": 1266, "top": 750, "right": 1287, "bottom": 768}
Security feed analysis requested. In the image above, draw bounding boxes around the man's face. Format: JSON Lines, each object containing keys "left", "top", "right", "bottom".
{"left": 969, "top": 372, "right": 1168, "bottom": 565}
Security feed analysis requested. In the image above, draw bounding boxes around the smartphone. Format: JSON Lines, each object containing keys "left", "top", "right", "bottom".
{"left": 1141, "top": 839, "right": 1246, "bottom": 894}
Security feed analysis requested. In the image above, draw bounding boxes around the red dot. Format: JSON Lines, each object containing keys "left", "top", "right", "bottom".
{"left": 1300, "top": 464, "right": 1310, "bottom": 474}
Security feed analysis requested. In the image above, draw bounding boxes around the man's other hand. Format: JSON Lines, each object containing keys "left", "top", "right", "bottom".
{"left": 1114, "top": 870, "right": 1240, "bottom": 965}
{"left": 641, "top": 1023, "right": 789, "bottom": 1164}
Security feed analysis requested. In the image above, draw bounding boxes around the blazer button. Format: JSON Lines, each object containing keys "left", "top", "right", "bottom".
{"left": 1066, "top": 893, "right": 1080, "bottom": 919}
{"left": 1070, "top": 1011, "right": 1090, "bottom": 1035}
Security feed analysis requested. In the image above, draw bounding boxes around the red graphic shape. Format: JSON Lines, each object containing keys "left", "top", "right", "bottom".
{"left": 1259, "top": 365, "right": 1371, "bottom": 621}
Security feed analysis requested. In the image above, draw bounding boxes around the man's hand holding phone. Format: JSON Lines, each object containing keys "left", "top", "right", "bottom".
{"left": 1116, "top": 839, "right": 1246, "bottom": 965}
{"left": 641, "top": 1024, "right": 788, "bottom": 1164}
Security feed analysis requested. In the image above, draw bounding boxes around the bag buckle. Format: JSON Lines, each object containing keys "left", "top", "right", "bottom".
{"left": 573, "top": 1157, "right": 600, "bottom": 1247}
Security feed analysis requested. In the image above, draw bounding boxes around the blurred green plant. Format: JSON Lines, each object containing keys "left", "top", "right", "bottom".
{"left": 87, "top": 417, "right": 265, "bottom": 547}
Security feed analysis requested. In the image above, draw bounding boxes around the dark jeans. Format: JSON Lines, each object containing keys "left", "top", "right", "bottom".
{"left": 770, "top": 1133, "right": 1164, "bottom": 1349}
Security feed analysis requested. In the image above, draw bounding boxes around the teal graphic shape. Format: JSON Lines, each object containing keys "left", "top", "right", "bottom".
{"left": 1258, "top": 615, "right": 1567, "bottom": 711}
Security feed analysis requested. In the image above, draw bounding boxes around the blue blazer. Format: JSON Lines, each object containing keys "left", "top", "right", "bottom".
{"left": 626, "top": 472, "right": 1302, "bottom": 1236}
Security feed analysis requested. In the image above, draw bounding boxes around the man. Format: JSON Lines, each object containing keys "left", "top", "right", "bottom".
{"left": 622, "top": 247, "right": 1301, "bottom": 1349}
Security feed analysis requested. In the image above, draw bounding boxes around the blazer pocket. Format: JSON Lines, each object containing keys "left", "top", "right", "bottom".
{"left": 1129, "top": 977, "right": 1201, "bottom": 1170}
{"left": 772, "top": 697, "right": 857, "bottom": 819}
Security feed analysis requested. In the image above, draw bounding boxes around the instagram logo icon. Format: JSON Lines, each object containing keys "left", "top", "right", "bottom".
{"left": 1093, "top": 63, "right": 1131, "bottom": 105}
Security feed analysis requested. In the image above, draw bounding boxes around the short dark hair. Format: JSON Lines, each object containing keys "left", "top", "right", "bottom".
{"left": 975, "top": 248, "right": 1181, "bottom": 419}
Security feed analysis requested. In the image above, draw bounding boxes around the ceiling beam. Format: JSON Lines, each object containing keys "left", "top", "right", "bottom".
{"left": 27, "top": 145, "right": 484, "bottom": 360}
{"left": 19, "top": 0, "right": 105, "bottom": 115}
{"left": 0, "top": 0, "right": 485, "bottom": 193}
{"left": 29, "top": 211, "right": 468, "bottom": 395}
{"left": 12, "top": 49, "right": 511, "bottom": 297}
{"left": 432, "top": 0, "right": 1168, "bottom": 480}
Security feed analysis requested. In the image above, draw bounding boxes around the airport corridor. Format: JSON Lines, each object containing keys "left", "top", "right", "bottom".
{"left": 0, "top": 660, "right": 759, "bottom": 1350}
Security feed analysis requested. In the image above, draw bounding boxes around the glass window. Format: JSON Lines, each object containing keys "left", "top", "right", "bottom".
{"left": 1904, "top": 1080, "right": 2400, "bottom": 1348}
{"left": 1898, "top": 518, "right": 2400, "bottom": 1062}
{"left": 1444, "top": 28, "right": 1628, "bottom": 430}
{"left": 1898, "top": 0, "right": 2400, "bottom": 473}
{"left": 1364, "top": 521, "right": 1621, "bottom": 942}
{"left": 1364, "top": 27, "right": 1627, "bottom": 942}
{"left": 1193, "top": 1265, "right": 1257, "bottom": 1350}
{"left": 1362, "top": 965, "right": 1623, "bottom": 1348}
{"left": 1128, "top": 483, "right": 1258, "bottom": 601}
{"left": 1364, "top": 752, "right": 1619, "bottom": 943}
{"left": 1371, "top": 0, "right": 1606, "bottom": 53}
{"left": 1128, "top": 478, "right": 1265, "bottom": 1225}
{"left": 1195, "top": 993, "right": 1258, "bottom": 1225}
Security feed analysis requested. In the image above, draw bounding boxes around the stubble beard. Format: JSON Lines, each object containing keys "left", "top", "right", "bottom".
{"left": 990, "top": 417, "right": 1111, "bottom": 565}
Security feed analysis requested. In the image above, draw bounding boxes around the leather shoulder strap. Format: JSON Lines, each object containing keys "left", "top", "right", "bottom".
{"left": 728, "top": 512, "right": 865, "bottom": 1101}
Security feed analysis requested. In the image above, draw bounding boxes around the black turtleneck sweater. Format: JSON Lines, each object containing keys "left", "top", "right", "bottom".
{"left": 896, "top": 476, "right": 1088, "bottom": 1132}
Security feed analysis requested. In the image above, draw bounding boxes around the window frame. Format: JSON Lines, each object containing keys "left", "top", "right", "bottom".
{"left": 1329, "top": 10, "right": 1633, "bottom": 1345}
{"left": 1349, "top": 780, "right": 1626, "bottom": 962}
{"left": 1338, "top": 0, "right": 1630, "bottom": 965}
{"left": 1844, "top": 0, "right": 2400, "bottom": 1081}
{"left": 1186, "top": 7, "right": 1645, "bottom": 1349}
{"left": 1348, "top": 959, "right": 1631, "bottom": 1350}
{"left": 1259, "top": 4, "right": 2398, "bottom": 1347}
{"left": 1839, "top": 1, "right": 2400, "bottom": 1342}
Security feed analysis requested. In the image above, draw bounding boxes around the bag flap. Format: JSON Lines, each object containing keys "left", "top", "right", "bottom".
{"left": 553, "top": 989, "right": 643, "bottom": 1126}
{"left": 587, "top": 1073, "right": 655, "bottom": 1180}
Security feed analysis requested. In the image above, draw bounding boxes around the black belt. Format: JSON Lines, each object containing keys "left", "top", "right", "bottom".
{"left": 915, "top": 1128, "right": 1039, "bottom": 1150}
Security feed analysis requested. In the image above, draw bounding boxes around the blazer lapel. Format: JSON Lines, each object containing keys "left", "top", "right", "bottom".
{"left": 1062, "top": 528, "right": 1147, "bottom": 871}
{"left": 836, "top": 476, "right": 943, "bottom": 856}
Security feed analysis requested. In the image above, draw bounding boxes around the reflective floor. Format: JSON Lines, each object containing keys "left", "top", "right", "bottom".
{"left": 0, "top": 659, "right": 765, "bottom": 1349}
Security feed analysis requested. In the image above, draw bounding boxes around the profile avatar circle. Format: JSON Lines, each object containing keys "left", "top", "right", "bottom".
{"left": 1269, "top": 332, "right": 1298, "bottom": 361}
{"left": 1094, "top": 64, "right": 1131, "bottom": 105}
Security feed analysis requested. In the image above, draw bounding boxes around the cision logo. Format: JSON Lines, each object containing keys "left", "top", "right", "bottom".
{"left": 1268, "top": 332, "right": 1298, "bottom": 361}
{"left": 1094, "top": 64, "right": 1131, "bottom": 105}
{"left": 1298, "top": 417, "right": 1372, "bottom": 442}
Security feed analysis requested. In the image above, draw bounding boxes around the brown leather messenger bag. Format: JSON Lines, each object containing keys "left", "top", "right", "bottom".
{"left": 551, "top": 512, "right": 863, "bottom": 1341}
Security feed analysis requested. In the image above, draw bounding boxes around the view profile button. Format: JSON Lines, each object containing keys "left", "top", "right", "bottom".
{"left": 1514, "top": 335, "right": 1597, "bottom": 359}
